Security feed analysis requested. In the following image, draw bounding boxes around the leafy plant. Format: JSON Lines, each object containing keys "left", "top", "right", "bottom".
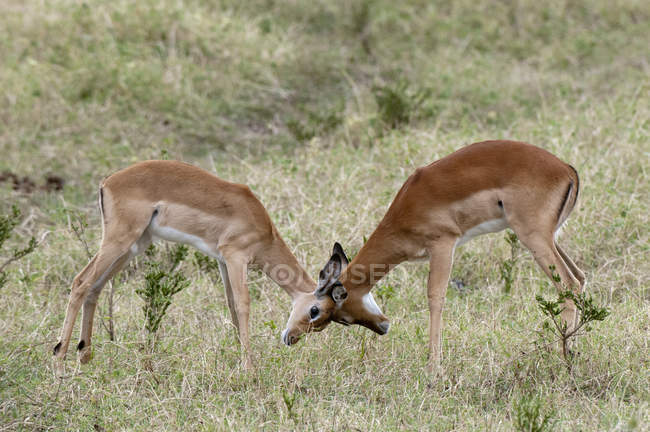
{"left": 375, "top": 283, "right": 396, "bottom": 304}
{"left": 500, "top": 230, "right": 521, "bottom": 293}
{"left": 136, "top": 244, "right": 190, "bottom": 346}
{"left": 514, "top": 396, "right": 555, "bottom": 432}
{"left": 536, "top": 288, "right": 610, "bottom": 368}
{"left": 358, "top": 332, "right": 367, "bottom": 361}
{"left": 282, "top": 388, "right": 298, "bottom": 422}
{"left": 372, "top": 80, "right": 430, "bottom": 130}
{"left": 194, "top": 251, "right": 221, "bottom": 277}
{"left": 65, "top": 208, "right": 91, "bottom": 258}
{"left": 0, "top": 205, "right": 38, "bottom": 290}
{"left": 286, "top": 105, "right": 343, "bottom": 142}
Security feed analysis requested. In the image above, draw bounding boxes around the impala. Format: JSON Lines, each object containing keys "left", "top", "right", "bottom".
{"left": 283, "top": 140, "right": 585, "bottom": 370}
{"left": 53, "top": 161, "right": 316, "bottom": 369}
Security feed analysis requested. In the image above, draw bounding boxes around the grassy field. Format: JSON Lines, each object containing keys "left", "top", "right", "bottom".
{"left": 1, "top": 0, "right": 648, "bottom": 430}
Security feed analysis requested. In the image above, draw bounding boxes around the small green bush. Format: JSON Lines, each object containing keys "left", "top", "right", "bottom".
{"left": 136, "top": 244, "right": 190, "bottom": 345}
{"left": 0, "top": 205, "right": 37, "bottom": 290}
{"left": 500, "top": 230, "right": 520, "bottom": 293}
{"left": 286, "top": 105, "right": 343, "bottom": 142}
{"left": 372, "top": 80, "right": 431, "bottom": 130}
{"left": 514, "top": 396, "right": 555, "bottom": 432}
{"left": 536, "top": 288, "right": 610, "bottom": 367}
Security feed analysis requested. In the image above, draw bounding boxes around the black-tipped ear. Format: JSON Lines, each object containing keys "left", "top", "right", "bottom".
{"left": 315, "top": 253, "right": 342, "bottom": 297}
{"left": 332, "top": 242, "right": 349, "bottom": 267}
{"left": 315, "top": 242, "right": 350, "bottom": 299}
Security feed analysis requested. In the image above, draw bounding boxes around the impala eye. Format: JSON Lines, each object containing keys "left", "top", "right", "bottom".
{"left": 309, "top": 305, "right": 319, "bottom": 320}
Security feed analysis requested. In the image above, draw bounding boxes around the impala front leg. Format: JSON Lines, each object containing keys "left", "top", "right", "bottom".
{"left": 225, "top": 256, "right": 254, "bottom": 370}
{"left": 426, "top": 239, "right": 455, "bottom": 374}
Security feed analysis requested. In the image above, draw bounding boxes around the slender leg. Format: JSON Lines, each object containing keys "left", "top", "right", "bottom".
{"left": 503, "top": 187, "right": 583, "bottom": 354}
{"left": 218, "top": 260, "right": 240, "bottom": 334}
{"left": 78, "top": 230, "right": 153, "bottom": 363}
{"left": 555, "top": 242, "right": 585, "bottom": 329}
{"left": 54, "top": 198, "right": 153, "bottom": 368}
{"left": 78, "top": 251, "right": 133, "bottom": 363}
{"left": 224, "top": 257, "right": 253, "bottom": 369}
{"left": 426, "top": 239, "right": 455, "bottom": 373}
{"left": 516, "top": 234, "right": 581, "bottom": 338}
{"left": 555, "top": 242, "right": 585, "bottom": 288}
{"left": 54, "top": 243, "right": 131, "bottom": 364}
{"left": 54, "top": 254, "right": 98, "bottom": 362}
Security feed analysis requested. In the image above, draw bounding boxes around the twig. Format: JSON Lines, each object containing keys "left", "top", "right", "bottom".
{"left": 67, "top": 212, "right": 91, "bottom": 260}
{"left": 0, "top": 231, "right": 48, "bottom": 273}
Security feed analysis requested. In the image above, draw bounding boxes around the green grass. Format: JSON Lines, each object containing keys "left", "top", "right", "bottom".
{"left": 1, "top": 0, "right": 648, "bottom": 430}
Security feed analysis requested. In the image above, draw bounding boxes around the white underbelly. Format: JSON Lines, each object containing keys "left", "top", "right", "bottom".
{"left": 455, "top": 217, "right": 509, "bottom": 247}
{"left": 149, "top": 218, "right": 224, "bottom": 261}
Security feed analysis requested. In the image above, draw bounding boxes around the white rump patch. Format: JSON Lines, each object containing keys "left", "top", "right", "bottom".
{"left": 362, "top": 292, "right": 383, "bottom": 315}
{"left": 455, "top": 218, "right": 509, "bottom": 247}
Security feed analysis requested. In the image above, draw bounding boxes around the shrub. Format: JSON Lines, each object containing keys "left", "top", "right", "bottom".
{"left": 372, "top": 80, "right": 431, "bottom": 130}
{"left": 0, "top": 205, "right": 37, "bottom": 290}
{"left": 536, "top": 286, "right": 610, "bottom": 368}
{"left": 136, "top": 244, "right": 190, "bottom": 346}
{"left": 500, "top": 230, "right": 521, "bottom": 293}
{"left": 514, "top": 396, "right": 555, "bottom": 432}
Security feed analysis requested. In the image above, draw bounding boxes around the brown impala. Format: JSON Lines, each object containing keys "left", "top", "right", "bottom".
{"left": 53, "top": 161, "right": 317, "bottom": 369}
{"left": 282, "top": 140, "right": 584, "bottom": 371}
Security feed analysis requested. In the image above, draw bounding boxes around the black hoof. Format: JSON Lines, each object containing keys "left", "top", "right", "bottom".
{"left": 77, "top": 340, "right": 85, "bottom": 351}
{"left": 53, "top": 342, "right": 62, "bottom": 355}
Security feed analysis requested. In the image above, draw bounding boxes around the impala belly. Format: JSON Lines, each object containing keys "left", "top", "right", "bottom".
{"left": 149, "top": 210, "right": 224, "bottom": 261}
{"left": 444, "top": 188, "right": 509, "bottom": 248}
{"left": 455, "top": 217, "right": 508, "bottom": 247}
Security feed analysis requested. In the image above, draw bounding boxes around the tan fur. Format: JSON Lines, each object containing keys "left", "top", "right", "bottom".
{"left": 285, "top": 141, "right": 584, "bottom": 371}
{"left": 54, "top": 160, "right": 316, "bottom": 369}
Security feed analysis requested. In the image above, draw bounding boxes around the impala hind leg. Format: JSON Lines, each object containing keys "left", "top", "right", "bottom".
{"left": 54, "top": 202, "right": 153, "bottom": 366}
{"left": 512, "top": 231, "right": 581, "bottom": 351}
{"left": 426, "top": 238, "right": 456, "bottom": 373}
{"left": 54, "top": 243, "right": 132, "bottom": 364}
{"left": 76, "top": 251, "right": 131, "bottom": 364}
{"left": 77, "top": 230, "right": 152, "bottom": 363}
{"left": 555, "top": 242, "right": 585, "bottom": 288}
{"left": 53, "top": 255, "right": 97, "bottom": 359}
{"left": 554, "top": 242, "right": 585, "bottom": 329}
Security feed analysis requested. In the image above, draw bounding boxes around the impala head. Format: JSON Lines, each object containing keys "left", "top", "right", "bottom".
{"left": 282, "top": 242, "right": 390, "bottom": 346}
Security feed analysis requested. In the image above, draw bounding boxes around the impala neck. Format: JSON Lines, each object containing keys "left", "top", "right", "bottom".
{"left": 257, "top": 235, "right": 316, "bottom": 299}
{"left": 339, "top": 224, "right": 407, "bottom": 294}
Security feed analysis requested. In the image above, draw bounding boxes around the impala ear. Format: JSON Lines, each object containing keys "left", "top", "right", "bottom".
{"left": 331, "top": 283, "right": 348, "bottom": 305}
{"left": 332, "top": 242, "right": 349, "bottom": 267}
{"left": 315, "top": 242, "right": 349, "bottom": 298}
{"left": 316, "top": 254, "right": 342, "bottom": 297}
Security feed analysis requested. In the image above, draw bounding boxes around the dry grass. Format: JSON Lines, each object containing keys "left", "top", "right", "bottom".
{"left": 0, "top": 0, "right": 648, "bottom": 430}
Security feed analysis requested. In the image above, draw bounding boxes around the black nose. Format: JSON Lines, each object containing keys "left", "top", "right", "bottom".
{"left": 376, "top": 321, "right": 390, "bottom": 335}
{"left": 282, "top": 329, "right": 298, "bottom": 346}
